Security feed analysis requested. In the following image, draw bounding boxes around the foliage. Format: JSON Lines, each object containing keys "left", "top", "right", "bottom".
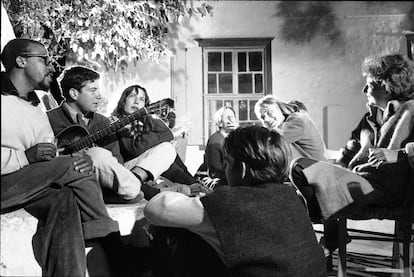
{"left": 3, "top": 0, "right": 213, "bottom": 71}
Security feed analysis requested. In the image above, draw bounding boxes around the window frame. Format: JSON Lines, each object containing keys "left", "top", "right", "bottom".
{"left": 196, "top": 38, "right": 273, "bottom": 144}
{"left": 407, "top": 33, "right": 414, "bottom": 60}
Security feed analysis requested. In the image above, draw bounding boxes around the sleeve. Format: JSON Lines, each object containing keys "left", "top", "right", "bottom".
{"left": 276, "top": 114, "right": 305, "bottom": 143}
{"left": 205, "top": 139, "right": 225, "bottom": 179}
{"left": 1, "top": 147, "right": 29, "bottom": 175}
{"left": 405, "top": 142, "right": 414, "bottom": 168}
{"left": 118, "top": 115, "right": 174, "bottom": 157}
{"left": 144, "top": 191, "right": 212, "bottom": 230}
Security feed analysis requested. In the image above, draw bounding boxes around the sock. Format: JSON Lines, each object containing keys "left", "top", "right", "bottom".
{"left": 132, "top": 172, "right": 160, "bottom": 200}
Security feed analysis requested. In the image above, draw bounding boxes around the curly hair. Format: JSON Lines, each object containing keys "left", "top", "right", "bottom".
{"left": 223, "top": 125, "right": 291, "bottom": 185}
{"left": 361, "top": 54, "right": 414, "bottom": 101}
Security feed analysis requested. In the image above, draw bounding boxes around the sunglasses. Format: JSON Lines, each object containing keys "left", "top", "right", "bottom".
{"left": 18, "top": 53, "right": 53, "bottom": 66}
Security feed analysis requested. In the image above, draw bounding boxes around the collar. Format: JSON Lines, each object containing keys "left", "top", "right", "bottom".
{"left": 62, "top": 101, "right": 94, "bottom": 122}
{"left": 1, "top": 72, "right": 40, "bottom": 106}
{"left": 365, "top": 100, "right": 403, "bottom": 124}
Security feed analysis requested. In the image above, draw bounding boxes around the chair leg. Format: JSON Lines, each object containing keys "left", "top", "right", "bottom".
{"left": 392, "top": 219, "right": 413, "bottom": 277}
{"left": 337, "top": 218, "right": 347, "bottom": 277}
{"left": 402, "top": 221, "right": 413, "bottom": 277}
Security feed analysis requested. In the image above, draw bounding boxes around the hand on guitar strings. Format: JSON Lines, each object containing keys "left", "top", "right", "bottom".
{"left": 71, "top": 152, "right": 94, "bottom": 175}
{"left": 25, "top": 143, "right": 58, "bottom": 163}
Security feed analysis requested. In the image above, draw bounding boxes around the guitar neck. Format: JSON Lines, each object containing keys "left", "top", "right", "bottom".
{"left": 70, "top": 108, "right": 149, "bottom": 153}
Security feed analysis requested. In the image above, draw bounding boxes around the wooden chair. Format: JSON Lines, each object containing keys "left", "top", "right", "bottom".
{"left": 334, "top": 176, "right": 414, "bottom": 277}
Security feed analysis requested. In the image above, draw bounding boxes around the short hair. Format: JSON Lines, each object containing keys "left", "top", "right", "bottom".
{"left": 112, "top": 85, "right": 150, "bottom": 118}
{"left": 58, "top": 66, "right": 100, "bottom": 100}
{"left": 1, "top": 38, "right": 46, "bottom": 72}
{"left": 361, "top": 54, "right": 414, "bottom": 101}
{"left": 223, "top": 125, "right": 291, "bottom": 185}
{"left": 214, "top": 106, "right": 236, "bottom": 128}
{"left": 254, "top": 95, "right": 298, "bottom": 120}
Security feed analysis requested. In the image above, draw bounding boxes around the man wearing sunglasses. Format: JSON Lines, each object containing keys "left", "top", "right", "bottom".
{"left": 1, "top": 38, "right": 123, "bottom": 276}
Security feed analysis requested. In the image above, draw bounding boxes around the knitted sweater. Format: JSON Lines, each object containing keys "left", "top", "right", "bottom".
{"left": 1, "top": 94, "right": 55, "bottom": 175}
{"left": 200, "top": 183, "right": 326, "bottom": 277}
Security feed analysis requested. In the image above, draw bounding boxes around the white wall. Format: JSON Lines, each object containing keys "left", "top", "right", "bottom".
{"left": 166, "top": 1, "right": 412, "bottom": 148}
{"left": 67, "top": 1, "right": 413, "bottom": 148}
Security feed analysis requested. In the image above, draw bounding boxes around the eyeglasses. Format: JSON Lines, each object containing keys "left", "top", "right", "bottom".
{"left": 18, "top": 53, "right": 53, "bottom": 66}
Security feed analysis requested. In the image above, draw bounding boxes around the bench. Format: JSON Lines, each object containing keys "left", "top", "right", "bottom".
{"left": 0, "top": 200, "right": 148, "bottom": 277}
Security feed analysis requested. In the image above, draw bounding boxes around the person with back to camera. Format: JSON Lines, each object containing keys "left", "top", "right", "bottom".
{"left": 47, "top": 66, "right": 190, "bottom": 202}
{"left": 1, "top": 38, "right": 123, "bottom": 276}
{"left": 144, "top": 125, "right": 327, "bottom": 277}
{"left": 290, "top": 53, "right": 414, "bottom": 256}
{"left": 111, "top": 84, "right": 207, "bottom": 194}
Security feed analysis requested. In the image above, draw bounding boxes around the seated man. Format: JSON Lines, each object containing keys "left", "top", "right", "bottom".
{"left": 144, "top": 126, "right": 327, "bottom": 277}
{"left": 290, "top": 53, "right": 414, "bottom": 254}
{"left": 47, "top": 66, "right": 189, "bottom": 201}
{"left": 1, "top": 38, "right": 120, "bottom": 276}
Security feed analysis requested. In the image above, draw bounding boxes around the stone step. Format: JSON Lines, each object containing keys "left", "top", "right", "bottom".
{"left": 0, "top": 200, "right": 148, "bottom": 277}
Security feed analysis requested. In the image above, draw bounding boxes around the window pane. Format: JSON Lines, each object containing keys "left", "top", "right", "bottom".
{"left": 224, "top": 100, "right": 233, "bottom": 108}
{"left": 208, "top": 74, "right": 217, "bottom": 94}
{"left": 249, "top": 52, "right": 262, "bottom": 71}
{"left": 250, "top": 100, "right": 258, "bottom": 120}
{"left": 219, "top": 74, "right": 233, "bottom": 94}
{"left": 208, "top": 100, "right": 221, "bottom": 120}
{"left": 208, "top": 52, "right": 221, "bottom": 71}
{"left": 208, "top": 122, "right": 215, "bottom": 138}
{"left": 224, "top": 52, "right": 232, "bottom": 71}
{"left": 254, "top": 74, "right": 263, "bottom": 93}
{"left": 238, "top": 52, "right": 246, "bottom": 72}
{"left": 238, "top": 74, "right": 252, "bottom": 94}
{"left": 239, "top": 100, "right": 248, "bottom": 121}
{"left": 239, "top": 122, "right": 253, "bottom": 128}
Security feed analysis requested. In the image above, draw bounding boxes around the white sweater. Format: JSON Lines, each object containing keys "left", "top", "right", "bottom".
{"left": 1, "top": 94, "right": 55, "bottom": 175}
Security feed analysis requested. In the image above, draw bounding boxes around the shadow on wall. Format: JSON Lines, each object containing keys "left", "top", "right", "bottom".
{"left": 274, "top": 1, "right": 343, "bottom": 46}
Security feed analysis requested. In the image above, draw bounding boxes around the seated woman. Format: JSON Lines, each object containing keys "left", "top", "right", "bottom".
{"left": 197, "top": 106, "right": 238, "bottom": 189}
{"left": 255, "top": 96, "right": 327, "bottom": 162}
{"left": 111, "top": 85, "right": 200, "bottom": 187}
{"left": 290, "top": 53, "right": 414, "bottom": 254}
{"left": 144, "top": 126, "right": 327, "bottom": 277}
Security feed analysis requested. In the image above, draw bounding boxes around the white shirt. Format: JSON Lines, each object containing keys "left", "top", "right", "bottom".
{"left": 144, "top": 191, "right": 226, "bottom": 264}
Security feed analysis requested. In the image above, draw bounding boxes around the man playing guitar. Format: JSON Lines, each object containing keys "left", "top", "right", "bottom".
{"left": 47, "top": 65, "right": 190, "bottom": 201}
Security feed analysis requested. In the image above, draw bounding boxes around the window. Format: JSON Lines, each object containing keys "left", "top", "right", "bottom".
{"left": 196, "top": 38, "right": 273, "bottom": 143}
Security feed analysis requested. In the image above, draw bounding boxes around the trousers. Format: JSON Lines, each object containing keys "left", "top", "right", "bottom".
{"left": 1, "top": 156, "right": 119, "bottom": 277}
{"left": 86, "top": 142, "right": 176, "bottom": 200}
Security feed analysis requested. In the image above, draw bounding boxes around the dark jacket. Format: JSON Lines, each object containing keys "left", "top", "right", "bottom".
{"left": 47, "top": 104, "right": 124, "bottom": 163}
{"left": 204, "top": 131, "right": 226, "bottom": 180}
{"left": 200, "top": 183, "right": 326, "bottom": 277}
{"left": 114, "top": 115, "right": 173, "bottom": 162}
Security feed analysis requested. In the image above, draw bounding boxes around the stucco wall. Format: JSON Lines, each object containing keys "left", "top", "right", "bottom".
{"left": 91, "top": 1, "right": 413, "bottom": 148}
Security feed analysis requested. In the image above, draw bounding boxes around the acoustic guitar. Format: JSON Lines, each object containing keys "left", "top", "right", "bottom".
{"left": 56, "top": 98, "right": 174, "bottom": 155}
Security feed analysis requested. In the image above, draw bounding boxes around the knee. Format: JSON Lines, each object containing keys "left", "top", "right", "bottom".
{"left": 155, "top": 142, "right": 177, "bottom": 164}
{"left": 86, "top": 147, "right": 116, "bottom": 166}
